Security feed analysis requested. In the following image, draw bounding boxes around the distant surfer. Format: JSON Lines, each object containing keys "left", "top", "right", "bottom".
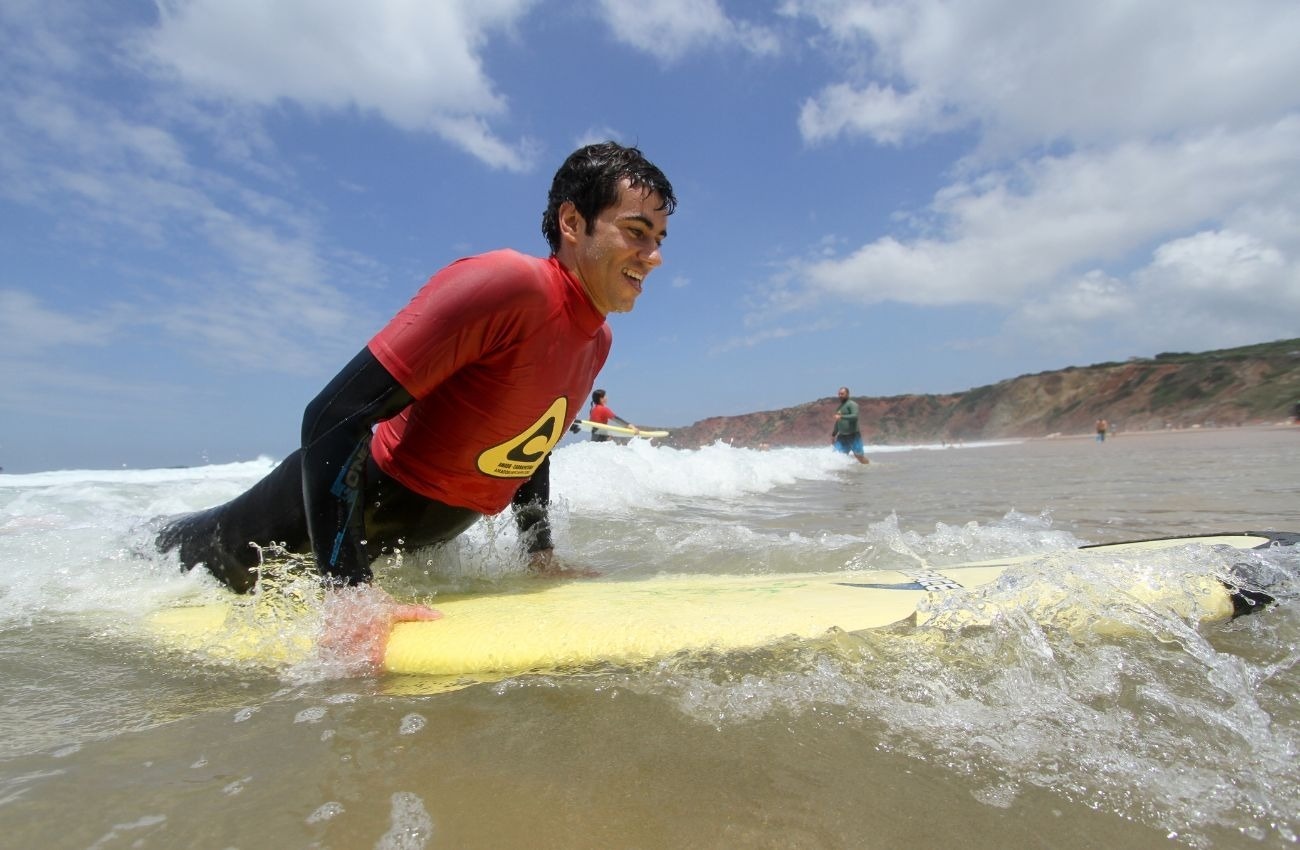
{"left": 154, "top": 142, "right": 675, "bottom": 658}
{"left": 586, "top": 389, "right": 639, "bottom": 442}
{"left": 1096, "top": 418, "right": 1109, "bottom": 442}
{"left": 831, "top": 387, "right": 870, "bottom": 464}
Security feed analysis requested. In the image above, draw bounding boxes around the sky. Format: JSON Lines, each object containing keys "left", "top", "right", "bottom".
{"left": 2, "top": 0, "right": 1299, "bottom": 473}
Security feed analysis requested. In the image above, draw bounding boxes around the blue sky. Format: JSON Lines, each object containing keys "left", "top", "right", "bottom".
{"left": 2, "top": 0, "right": 1299, "bottom": 473}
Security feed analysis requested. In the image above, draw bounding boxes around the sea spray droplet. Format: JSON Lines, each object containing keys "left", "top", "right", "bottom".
{"left": 399, "top": 713, "right": 426, "bottom": 735}
{"left": 377, "top": 791, "right": 434, "bottom": 850}
{"left": 222, "top": 777, "right": 251, "bottom": 796}
{"left": 295, "top": 706, "right": 327, "bottom": 724}
{"left": 306, "top": 801, "right": 344, "bottom": 824}
{"left": 324, "top": 692, "right": 359, "bottom": 705}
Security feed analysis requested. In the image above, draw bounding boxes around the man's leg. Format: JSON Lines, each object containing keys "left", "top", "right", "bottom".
{"left": 155, "top": 451, "right": 310, "bottom": 593}
{"left": 361, "top": 457, "right": 482, "bottom": 556}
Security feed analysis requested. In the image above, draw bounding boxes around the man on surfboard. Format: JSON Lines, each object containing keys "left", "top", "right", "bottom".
{"left": 155, "top": 142, "right": 675, "bottom": 661}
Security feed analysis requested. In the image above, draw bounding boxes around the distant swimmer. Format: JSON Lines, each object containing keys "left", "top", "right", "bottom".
{"left": 586, "top": 389, "right": 639, "bottom": 442}
{"left": 831, "top": 386, "right": 870, "bottom": 464}
{"left": 153, "top": 142, "right": 676, "bottom": 660}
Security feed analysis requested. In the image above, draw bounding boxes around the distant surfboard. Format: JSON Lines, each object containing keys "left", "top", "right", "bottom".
{"left": 145, "top": 532, "right": 1292, "bottom": 680}
{"left": 573, "top": 419, "right": 669, "bottom": 439}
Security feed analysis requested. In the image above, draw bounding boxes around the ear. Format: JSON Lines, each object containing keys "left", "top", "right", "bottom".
{"left": 557, "top": 201, "right": 584, "bottom": 245}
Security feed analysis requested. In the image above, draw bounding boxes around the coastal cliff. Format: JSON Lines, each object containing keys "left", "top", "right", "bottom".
{"left": 663, "top": 338, "right": 1300, "bottom": 449}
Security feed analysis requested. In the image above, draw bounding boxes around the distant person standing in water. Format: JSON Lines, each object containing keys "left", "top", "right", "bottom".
{"left": 831, "top": 387, "right": 869, "bottom": 464}
{"left": 586, "top": 389, "right": 639, "bottom": 442}
{"left": 1096, "top": 418, "right": 1109, "bottom": 442}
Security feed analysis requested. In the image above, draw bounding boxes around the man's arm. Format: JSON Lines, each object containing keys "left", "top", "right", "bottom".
{"left": 608, "top": 415, "right": 640, "bottom": 433}
{"left": 511, "top": 454, "right": 599, "bottom": 577}
{"left": 300, "top": 347, "right": 413, "bottom": 585}
{"left": 511, "top": 453, "right": 554, "bottom": 557}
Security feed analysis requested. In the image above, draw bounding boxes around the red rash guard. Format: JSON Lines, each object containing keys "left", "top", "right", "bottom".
{"left": 368, "top": 250, "right": 610, "bottom": 514}
{"left": 589, "top": 403, "right": 616, "bottom": 424}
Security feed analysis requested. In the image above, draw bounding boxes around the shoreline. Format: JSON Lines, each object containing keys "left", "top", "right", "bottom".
{"left": 1030, "top": 421, "right": 1298, "bottom": 444}
{"left": 865, "top": 422, "right": 1298, "bottom": 453}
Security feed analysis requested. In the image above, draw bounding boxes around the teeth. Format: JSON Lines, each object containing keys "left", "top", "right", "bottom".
{"left": 624, "top": 269, "right": 644, "bottom": 282}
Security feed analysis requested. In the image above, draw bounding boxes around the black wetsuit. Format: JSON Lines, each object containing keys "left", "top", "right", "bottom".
{"left": 155, "top": 348, "right": 553, "bottom": 593}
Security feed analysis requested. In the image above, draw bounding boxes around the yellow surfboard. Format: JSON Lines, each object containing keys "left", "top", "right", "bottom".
{"left": 145, "top": 532, "right": 1289, "bottom": 677}
{"left": 574, "top": 419, "right": 670, "bottom": 438}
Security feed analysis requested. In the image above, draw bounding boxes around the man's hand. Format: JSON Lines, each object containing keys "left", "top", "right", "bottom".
{"left": 319, "top": 585, "right": 440, "bottom": 671}
{"left": 528, "top": 548, "right": 601, "bottom": 579}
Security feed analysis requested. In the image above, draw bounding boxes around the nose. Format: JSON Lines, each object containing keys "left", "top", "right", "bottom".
{"left": 642, "top": 241, "right": 662, "bottom": 267}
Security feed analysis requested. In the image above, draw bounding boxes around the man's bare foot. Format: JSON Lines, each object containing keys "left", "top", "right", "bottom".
{"left": 527, "top": 548, "right": 602, "bottom": 579}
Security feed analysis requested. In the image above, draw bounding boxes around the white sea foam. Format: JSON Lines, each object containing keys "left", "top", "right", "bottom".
{"left": 0, "top": 441, "right": 1011, "bottom": 620}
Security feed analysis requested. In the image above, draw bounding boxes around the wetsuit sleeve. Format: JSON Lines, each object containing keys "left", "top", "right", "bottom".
{"left": 301, "top": 347, "right": 413, "bottom": 585}
{"left": 510, "top": 453, "right": 553, "bottom": 554}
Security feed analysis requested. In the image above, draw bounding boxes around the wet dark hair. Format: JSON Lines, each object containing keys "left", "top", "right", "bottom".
{"left": 591, "top": 389, "right": 606, "bottom": 405}
{"left": 542, "top": 142, "right": 676, "bottom": 253}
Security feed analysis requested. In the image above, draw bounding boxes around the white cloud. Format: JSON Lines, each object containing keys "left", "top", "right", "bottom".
{"left": 1125, "top": 229, "right": 1298, "bottom": 341}
{"left": 143, "top": 0, "right": 540, "bottom": 171}
{"left": 712, "top": 318, "right": 837, "bottom": 354}
{"left": 1146, "top": 230, "right": 1287, "bottom": 296}
{"left": 596, "top": 0, "right": 780, "bottom": 63}
{"left": 798, "top": 82, "right": 952, "bottom": 146}
{"left": 0, "top": 290, "right": 120, "bottom": 354}
{"left": 787, "top": 0, "right": 1300, "bottom": 149}
{"left": 791, "top": 119, "right": 1300, "bottom": 308}
{"left": 0, "top": 290, "right": 162, "bottom": 420}
{"left": 0, "top": 32, "right": 380, "bottom": 377}
{"left": 765, "top": 1, "right": 1300, "bottom": 355}
{"left": 1015, "top": 230, "right": 1300, "bottom": 353}
{"left": 575, "top": 126, "right": 624, "bottom": 149}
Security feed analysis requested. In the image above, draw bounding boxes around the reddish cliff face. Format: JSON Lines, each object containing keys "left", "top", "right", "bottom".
{"left": 663, "top": 339, "right": 1300, "bottom": 449}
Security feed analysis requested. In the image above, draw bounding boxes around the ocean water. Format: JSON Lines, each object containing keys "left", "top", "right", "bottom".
{"left": 1, "top": 427, "right": 1298, "bottom": 849}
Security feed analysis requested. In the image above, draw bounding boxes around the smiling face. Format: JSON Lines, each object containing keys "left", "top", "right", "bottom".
{"left": 557, "top": 179, "right": 668, "bottom": 316}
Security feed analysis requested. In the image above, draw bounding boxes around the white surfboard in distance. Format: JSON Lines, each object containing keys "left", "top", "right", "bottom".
{"left": 573, "top": 419, "right": 669, "bottom": 439}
